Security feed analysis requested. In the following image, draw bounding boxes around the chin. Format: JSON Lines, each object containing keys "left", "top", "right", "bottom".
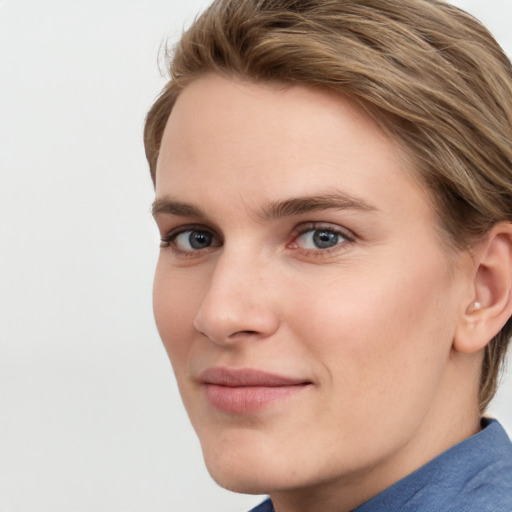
{"left": 203, "top": 455, "right": 272, "bottom": 494}
{"left": 209, "top": 470, "right": 273, "bottom": 495}
{"left": 199, "top": 433, "right": 302, "bottom": 495}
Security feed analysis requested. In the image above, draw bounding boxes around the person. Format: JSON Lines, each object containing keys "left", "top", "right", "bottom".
{"left": 144, "top": 0, "right": 512, "bottom": 510}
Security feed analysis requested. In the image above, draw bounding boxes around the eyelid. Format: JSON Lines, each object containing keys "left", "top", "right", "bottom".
{"left": 288, "top": 222, "right": 355, "bottom": 254}
{"left": 160, "top": 224, "right": 222, "bottom": 254}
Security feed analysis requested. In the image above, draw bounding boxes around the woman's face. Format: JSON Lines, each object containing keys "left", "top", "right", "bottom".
{"left": 153, "top": 74, "right": 473, "bottom": 502}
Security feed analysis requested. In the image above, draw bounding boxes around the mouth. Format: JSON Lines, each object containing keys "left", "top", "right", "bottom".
{"left": 199, "top": 367, "right": 312, "bottom": 414}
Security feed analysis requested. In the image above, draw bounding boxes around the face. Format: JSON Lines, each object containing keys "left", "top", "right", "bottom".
{"left": 153, "top": 74, "right": 472, "bottom": 503}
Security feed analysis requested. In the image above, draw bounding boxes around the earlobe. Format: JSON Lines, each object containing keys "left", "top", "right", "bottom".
{"left": 454, "top": 223, "right": 512, "bottom": 354}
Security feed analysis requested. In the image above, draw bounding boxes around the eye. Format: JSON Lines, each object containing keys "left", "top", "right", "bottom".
{"left": 299, "top": 229, "right": 342, "bottom": 249}
{"left": 291, "top": 224, "right": 352, "bottom": 252}
{"left": 160, "top": 226, "right": 221, "bottom": 254}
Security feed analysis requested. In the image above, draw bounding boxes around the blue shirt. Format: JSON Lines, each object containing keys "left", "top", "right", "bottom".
{"left": 249, "top": 419, "right": 512, "bottom": 512}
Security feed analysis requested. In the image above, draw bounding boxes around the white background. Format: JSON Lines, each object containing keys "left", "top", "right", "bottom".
{"left": 1, "top": 1, "right": 511, "bottom": 511}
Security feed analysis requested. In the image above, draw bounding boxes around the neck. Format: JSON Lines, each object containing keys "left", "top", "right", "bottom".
{"left": 270, "top": 351, "right": 482, "bottom": 512}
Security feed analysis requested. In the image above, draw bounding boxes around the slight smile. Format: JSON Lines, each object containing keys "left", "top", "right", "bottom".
{"left": 200, "top": 367, "right": 312, "bottom": 414}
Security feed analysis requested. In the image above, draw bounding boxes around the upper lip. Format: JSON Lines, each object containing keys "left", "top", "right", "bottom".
{"left": 199, "top": 367, "right": 310, "bottom": 387}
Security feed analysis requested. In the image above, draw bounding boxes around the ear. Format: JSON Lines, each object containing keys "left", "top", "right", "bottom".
{"left": 454, "top": 223, "right": 512, "bottom": 354}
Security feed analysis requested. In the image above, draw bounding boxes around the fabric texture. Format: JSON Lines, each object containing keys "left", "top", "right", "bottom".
{"left": 248, "top": 419, "right": 512, "bottom": 512}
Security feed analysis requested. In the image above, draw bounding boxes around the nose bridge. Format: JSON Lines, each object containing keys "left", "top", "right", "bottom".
{"left": 193, "top": 245, "right": 279, "bottom": 344}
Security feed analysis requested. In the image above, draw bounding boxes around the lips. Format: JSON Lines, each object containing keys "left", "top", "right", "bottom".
{"left": 199, "top": 367, "right": 311, "bottom": 414}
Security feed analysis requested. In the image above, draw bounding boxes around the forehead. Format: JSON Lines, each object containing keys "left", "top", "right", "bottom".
{"left": 155, "top": 74, "right": 432, "bottom": 224}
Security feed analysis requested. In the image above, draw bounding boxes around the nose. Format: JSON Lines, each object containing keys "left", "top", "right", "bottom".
{"left": 193, "top": 250, "right": 280, "bottom": 345}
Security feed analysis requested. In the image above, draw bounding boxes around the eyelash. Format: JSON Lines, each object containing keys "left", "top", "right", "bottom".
{"left": 159, "top": 222, "right": 354, "bottom": 257}
{"left": 160, "top": 224, "right": 222, "bottom": 256}
{"left": 289, "top": 222, "right": 354, "bottom": 256}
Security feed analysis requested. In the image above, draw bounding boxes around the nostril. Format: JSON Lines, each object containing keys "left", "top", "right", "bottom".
{"left": 230, "top": 330, "right": 259, "bottom": 337}
{"left": 194, "top": 293, "right": 280, "bottom": 344}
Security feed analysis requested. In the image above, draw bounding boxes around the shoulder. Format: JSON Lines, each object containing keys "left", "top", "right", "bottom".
{"left": 357, "top": 419, "right": 512, "bottom": 512}
{"left": 247, "top": 498, "right": 273, "bottom": 512}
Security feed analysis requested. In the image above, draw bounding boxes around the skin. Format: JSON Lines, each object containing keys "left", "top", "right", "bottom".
{"left": 152, "top": 74, "right": 485, "bottom": 512}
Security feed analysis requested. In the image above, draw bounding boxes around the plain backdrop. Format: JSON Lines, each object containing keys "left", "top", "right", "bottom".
{"left": 1, "top": 1, "right": 511, "bottom": 511}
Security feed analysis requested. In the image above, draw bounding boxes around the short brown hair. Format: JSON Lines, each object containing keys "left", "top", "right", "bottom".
{"left": 144, "top": 0, "right": 512, "bottom": 412}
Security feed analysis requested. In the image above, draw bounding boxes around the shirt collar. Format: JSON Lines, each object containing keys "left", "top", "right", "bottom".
{"left": 354, "top": 419, "right": 512, "bottom": 511}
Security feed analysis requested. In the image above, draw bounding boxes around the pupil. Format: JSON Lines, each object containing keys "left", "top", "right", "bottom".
{"left": 313, "top": 230, "right": 338, "bottom": 249}
{"left": 189, "top": 231, "right": 212, "bottom": 249}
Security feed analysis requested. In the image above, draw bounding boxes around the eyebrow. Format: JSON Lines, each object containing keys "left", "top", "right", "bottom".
{"left": 261, "top": 192, "right": 377, "bottom": 219}
{"left": 152, "top": 198, "right": 203, "bottom": 218}
{"left": 152, "top": 191, "right": 377, "bottom": 220}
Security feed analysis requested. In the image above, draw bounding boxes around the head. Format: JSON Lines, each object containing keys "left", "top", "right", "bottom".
{"left": 146, "top": 0, "right": 512, "bottom": 412}
{"left": 145, "top": 0, "right": 512, "bottom": 505}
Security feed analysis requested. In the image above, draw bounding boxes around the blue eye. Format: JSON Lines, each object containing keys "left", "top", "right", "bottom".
{"left": 177, "top": 230, "right": 214, "bottom": 250}
{"left": 161, "top": 227, "right": 220, "bottom": 253}
{"left": 296, "top": 228, "right": 347, "bottom": 250}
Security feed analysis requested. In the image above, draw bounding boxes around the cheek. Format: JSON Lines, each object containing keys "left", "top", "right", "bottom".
{"left": 152, "top": 264, "right": 200, "bottom": 365}
{"left": 287, "top": 255, "right": 456, "bottom": 400}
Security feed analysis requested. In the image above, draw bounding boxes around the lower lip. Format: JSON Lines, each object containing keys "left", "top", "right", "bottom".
{"left": 204, "top": 384, "right": 308, "bottom": 414}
